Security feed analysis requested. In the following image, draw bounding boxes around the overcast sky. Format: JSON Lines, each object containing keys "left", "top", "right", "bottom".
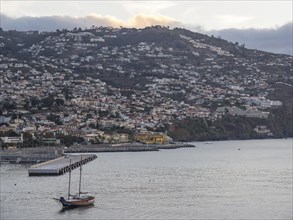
{"left": 1, "top": 1, "right": 292, "bottom": 55}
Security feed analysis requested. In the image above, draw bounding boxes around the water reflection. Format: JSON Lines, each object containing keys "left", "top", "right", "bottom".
{"left": 58, "top": 204, "right": 95, "bottom": 213}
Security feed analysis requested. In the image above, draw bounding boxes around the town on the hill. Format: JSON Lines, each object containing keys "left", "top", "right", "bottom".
{"left": 0, "top": 26, "right": 292, "bottom": 147}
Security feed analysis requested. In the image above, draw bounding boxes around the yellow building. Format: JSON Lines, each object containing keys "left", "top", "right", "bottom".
{"left": 135, "top": 132, "right": 168, "bottom": 144}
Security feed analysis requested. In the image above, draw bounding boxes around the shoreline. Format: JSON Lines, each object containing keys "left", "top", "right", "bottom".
{"left": 0, "top": 142, "right": 195, "bottom": 164}
{"left": 2, "top": 138, "right": 290, "bottom": 164}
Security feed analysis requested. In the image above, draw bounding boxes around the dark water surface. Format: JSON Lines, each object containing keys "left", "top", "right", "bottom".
{"left": 1, "top": 139, "right": 292, "bottom": 219}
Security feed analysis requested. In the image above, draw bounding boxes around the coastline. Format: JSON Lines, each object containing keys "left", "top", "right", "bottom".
{"left": 0, "top": 142, "right": 195, "bottom": 164}
{"left": 2, "top": 138, "right": 290, "bottom": 164}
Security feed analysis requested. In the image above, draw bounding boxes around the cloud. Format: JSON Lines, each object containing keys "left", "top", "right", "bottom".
{"left": 123, "top": 1, "right": 178, "bottom": 14}
{"left": 83, "top": 14, "right": 125, "bottom": 27}
{"left": 218, "top": 15, "right": 254, "bottom": 26}
{"left": 0, "top": 13, "right": 180, "bottom": 31}
{"left": 209, "top": 23, "right": 293, "bottom": 55}
{"left": 129, "top": 14, "right": 180, "bottom": 28}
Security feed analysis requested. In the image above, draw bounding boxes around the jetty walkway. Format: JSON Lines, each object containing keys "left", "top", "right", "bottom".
{"left": 28, "top": 154, "right": 97, "bottom": 176}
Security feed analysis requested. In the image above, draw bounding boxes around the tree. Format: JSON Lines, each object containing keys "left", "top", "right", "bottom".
{"left": 89, "top": 123, "right": 96, "bottom": 129}
{"left": 56, "top": 134, "right": 84, "bottom": 146}
{"left": 30, "top": 97, "right": 40, "bottom": 107}
{"left": 55, "top": 98, "right": 64, "bottom": 106}
{"left": 2, "top": 101, "right": 16, "bottom": 110}
{"left": 47, "top": 114, "right": 63, "bottom": 125}
{"left": 0, "top": 129, "right": 18, "bottom": 137}
{"left": 22, "top": 132, "right": 36, "bottom": 148}
{"left": 41, "top": 97, "right": 55, "bottom": 107}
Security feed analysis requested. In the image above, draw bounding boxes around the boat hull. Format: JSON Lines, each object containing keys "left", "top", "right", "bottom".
{"left": 60, "top": 196, "right": 95, "bottom": 207}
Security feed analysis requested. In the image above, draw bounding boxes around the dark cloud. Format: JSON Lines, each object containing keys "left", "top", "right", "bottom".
{"left": 1, "top": 13, "right": 292, "bottom": 55}
{"left": 1, "top": 14, "right": 120, "bottom": 31}
{"left": 208, "top": 23, "right": 293, "bottom": 55}
{"left": 0, "top": 13, "right": 179, "bottom": 31}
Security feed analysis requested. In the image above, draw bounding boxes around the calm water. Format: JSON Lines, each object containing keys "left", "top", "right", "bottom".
{"left": 1, "top": 139, "right": 292, "bottom": 220}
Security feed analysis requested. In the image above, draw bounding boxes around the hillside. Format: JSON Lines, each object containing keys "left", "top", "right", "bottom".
{"left": 0, "top": 26, "right": 292, "bottom": 142}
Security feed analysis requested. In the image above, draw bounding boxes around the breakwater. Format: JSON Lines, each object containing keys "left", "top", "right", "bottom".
{"left": 64, "top": 143, "right": 195, "bottom": 153}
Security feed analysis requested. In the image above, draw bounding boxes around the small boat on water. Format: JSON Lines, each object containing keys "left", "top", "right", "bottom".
{"left": 55, "top": 156, "right": 95, "bottom": 208}
{"left": 59, "top": 194, "right": 95, "bottom": 207}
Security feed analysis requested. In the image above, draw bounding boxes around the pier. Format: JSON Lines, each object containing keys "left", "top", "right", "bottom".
{"left": 28, "top": 154, "right": 97, "bottom": 176}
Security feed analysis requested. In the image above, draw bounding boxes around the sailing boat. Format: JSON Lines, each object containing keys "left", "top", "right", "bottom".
{"left": 57, "top": 157, "right": 95, "bottom": 208}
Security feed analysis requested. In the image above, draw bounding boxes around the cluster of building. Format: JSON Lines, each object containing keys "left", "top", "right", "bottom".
{"left": 0, "top": 27, "right": 292, "bottom": 145}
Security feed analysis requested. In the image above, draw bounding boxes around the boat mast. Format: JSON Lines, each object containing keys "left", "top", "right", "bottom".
{"left": 68, "top": 159, "right": 71, "bottom": 200}
{"left": 79, "top": 156, "right": 82, "bottom": 197}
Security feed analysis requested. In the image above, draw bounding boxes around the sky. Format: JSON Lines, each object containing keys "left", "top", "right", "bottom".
{"left": 0, "top": 1, "right": 292, "bottom": 54}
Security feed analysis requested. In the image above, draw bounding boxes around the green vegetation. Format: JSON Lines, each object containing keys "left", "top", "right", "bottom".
{"left": 168, "top": 108, "right": 292, "bottom": 142}
{"left": 168, "top": 82, "right": 293, "bottom": 141}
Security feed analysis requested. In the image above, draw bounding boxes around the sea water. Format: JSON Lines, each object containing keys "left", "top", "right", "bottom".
{"left": 1, "top": 139, "right": 292, "bottom": 219}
